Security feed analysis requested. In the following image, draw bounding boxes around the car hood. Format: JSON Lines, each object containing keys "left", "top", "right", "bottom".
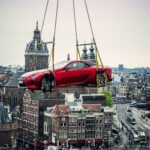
{"left": 21, "top": 69, "right": 48, "bottom": 78}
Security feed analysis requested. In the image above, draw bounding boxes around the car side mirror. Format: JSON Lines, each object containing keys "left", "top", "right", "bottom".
{"left": 65, "top": 66, "right": 71, "bottom": 71}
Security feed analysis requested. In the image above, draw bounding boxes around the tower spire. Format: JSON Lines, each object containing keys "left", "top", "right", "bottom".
{"left": 36, "top": 21, "right": 38, "bottom": 30}
{"left": 67, "top": 53, "right": 70, "bottom": 61}
{"left": 81, "top": 44, "right": 88, "bottom": 60}
{"left": 33, "top": 21, "right": 40, "bottom": 40}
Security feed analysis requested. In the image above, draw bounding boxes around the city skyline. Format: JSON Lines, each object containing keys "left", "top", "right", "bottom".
{"left": 0, "top": 0, "right": 150, "bottom": 68}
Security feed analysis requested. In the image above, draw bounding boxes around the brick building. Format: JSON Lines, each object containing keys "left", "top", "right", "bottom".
{"left": 44, "top": 104, "right": 113, "bottom": 148}
{"left": 15, "top": 89, "right": 65, "bottom": 149}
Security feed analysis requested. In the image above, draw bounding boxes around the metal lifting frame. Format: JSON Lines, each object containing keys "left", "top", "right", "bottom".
{"left": 84, "top": 0, "right": 110, "bottom": 87}
{"left": 73, "top": 0, "right": 109, "bottom": 87}
{"left": 38, "top": 0, "right": 109, "bottom": 87}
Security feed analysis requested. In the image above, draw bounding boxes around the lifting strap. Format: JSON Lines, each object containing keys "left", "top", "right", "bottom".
{"left": 41, "top": 0, "right": 50, "bottom": 36}
{"left": 73, "top": 0, "right": 81, "bottom": 60}
{"left": 51, "top": 0, "right": 59, "bottom": 70}
{"left": 30, "top": 0, "right": 50, "bottom": 71}
{"left": 39, "top": 0, "right": 59, "bottom": 71}
{"left": 84, "top": 0, "right": 109, "bottom": 87}
{"left": 41, "top": 0, "right": 59, "bottom": 70}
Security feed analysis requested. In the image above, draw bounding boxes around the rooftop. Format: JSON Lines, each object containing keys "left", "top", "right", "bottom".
{"left": 52, "top": 105, "right": 70, "bottom": 116}
{"left": 82, "top": 104, "right": 102, "bottom": 111}
{"left": 5, "top": 71, "right": 24, "bottom": 87}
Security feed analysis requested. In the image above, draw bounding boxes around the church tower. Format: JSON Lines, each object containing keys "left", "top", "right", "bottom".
{"left": 88, "top": 44, "right": 96, "bottom": 63}
{"left": 25, "top": 22, "right": 49, "bottom": 72}
{"left": 81, "top": 45, "right": 88, "bottom": 60}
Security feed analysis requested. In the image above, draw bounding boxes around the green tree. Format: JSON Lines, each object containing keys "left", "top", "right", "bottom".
{"left": 102, "top": 90, "right": 112, "bottom": 107}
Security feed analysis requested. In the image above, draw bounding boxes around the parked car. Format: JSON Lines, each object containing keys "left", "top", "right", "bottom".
{"left": 127, "top": 115, "right": 136, "bottom": 125}
{"left": 18, "top": 60, "right": 112, "bottom": 92}
{"left": 138, "top": 131, "right": 147, "bottom": 144}
{"left": 130, "top": 102, "right": 137, "bottom": 107}
{"left": 111, "top": 129, "right": 119, "bottom": 137}
{"left": 131, "top": 126, "right": 139, "bottom": 134}
{"left": 127, "top": 108, "right": 132, "bottom": 113}
{"left": 131, "top": 131, "right": 139, "bottom": 143}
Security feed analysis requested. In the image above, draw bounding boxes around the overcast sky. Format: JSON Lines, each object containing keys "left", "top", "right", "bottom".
{"left": 0, "top": 0, "right": 150, "bottom": 68}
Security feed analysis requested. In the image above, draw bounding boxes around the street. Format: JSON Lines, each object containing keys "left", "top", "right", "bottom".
{"left": 114, "top": 103, "right": 150, "bottom": 150}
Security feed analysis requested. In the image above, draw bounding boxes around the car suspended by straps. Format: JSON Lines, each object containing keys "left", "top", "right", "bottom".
{"left": 18, "top": 60, "right": 112, "bottom": 92}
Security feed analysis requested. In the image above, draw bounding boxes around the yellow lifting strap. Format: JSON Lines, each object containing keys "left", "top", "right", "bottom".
{"left": 52, "top": 0, "right": 59, "bottom": 70}
{"left": 51, "top": 39, "right": 55, "bottom": 70}
{"left": 73, "top": 0, "right": 81, "bottom": 60}
{"left": 40, "top": 0, "right": 59, "bottom": 70}
{"left": 47, "top": 0, "right": 59, "bottom": 70}
{"left": 84, "top": 0, "right": 110, "bottom": 87}
{"left": 94, "top": 40, "right": 109, "bottom": 87}
{"left": 76, "top": 41, "right": 81, "bottom": 60}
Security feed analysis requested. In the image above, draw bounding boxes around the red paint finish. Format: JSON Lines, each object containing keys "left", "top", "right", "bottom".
{"left": 18, "top": 60, "right": 112, "bottom": 91}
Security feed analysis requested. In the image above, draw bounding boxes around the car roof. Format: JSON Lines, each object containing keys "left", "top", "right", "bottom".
{"left": 68, "top": 60, "right": 96, "bottom": 65}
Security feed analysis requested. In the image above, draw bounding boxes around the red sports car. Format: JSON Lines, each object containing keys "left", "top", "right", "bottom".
{"left": 18, "top": 60, "right": 112, "bottom": 92}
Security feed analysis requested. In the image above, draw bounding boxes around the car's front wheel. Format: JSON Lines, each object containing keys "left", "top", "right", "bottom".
{"left": 41, "top": 74, "right": 55, "bottom": 92}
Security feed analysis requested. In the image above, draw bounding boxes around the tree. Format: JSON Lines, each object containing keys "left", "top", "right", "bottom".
{"left": 102, "top": 90, "right": 112, "bottom": 107}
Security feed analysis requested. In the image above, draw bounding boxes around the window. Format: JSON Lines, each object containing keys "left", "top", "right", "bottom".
{"left": 62, "top": 117, "right": 65, "bottom": 121}
{"left": 44, "top": 124, "right": 48, "bottom": 133}
{"left": 69, "top": 62, "right": 85, "bottom": 70}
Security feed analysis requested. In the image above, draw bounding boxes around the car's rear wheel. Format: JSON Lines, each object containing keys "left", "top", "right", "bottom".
{"left": 41, "top": 74, "right": 55, "bottom": 92}
{"left": 96, "top": 72, "right": 105, "bottom": 86}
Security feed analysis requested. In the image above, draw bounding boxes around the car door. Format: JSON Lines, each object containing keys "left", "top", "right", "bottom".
{"left": 55, "top": 61, "right": 90, "bottom": 87}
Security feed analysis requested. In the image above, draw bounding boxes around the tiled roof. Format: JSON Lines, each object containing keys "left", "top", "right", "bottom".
{"left": 82, "top": 104, "right": 102, "bottom": 111}
{"left": 5, "top": 71, "right": 24, "bottom": 87}
{"left": 52, "top": 105, "right": 70, "bottom": 115}
{"left": 0, "top": 102, "right": 10, "bottom": 124}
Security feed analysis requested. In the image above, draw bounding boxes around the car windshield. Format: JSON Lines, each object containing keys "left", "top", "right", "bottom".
{"left": 49, "top": 61, "right": 69, "bottom": 70}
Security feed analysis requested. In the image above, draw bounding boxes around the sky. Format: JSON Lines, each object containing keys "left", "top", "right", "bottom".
{"left": 0, "top": 0, "right": 150, "bottom": 68}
